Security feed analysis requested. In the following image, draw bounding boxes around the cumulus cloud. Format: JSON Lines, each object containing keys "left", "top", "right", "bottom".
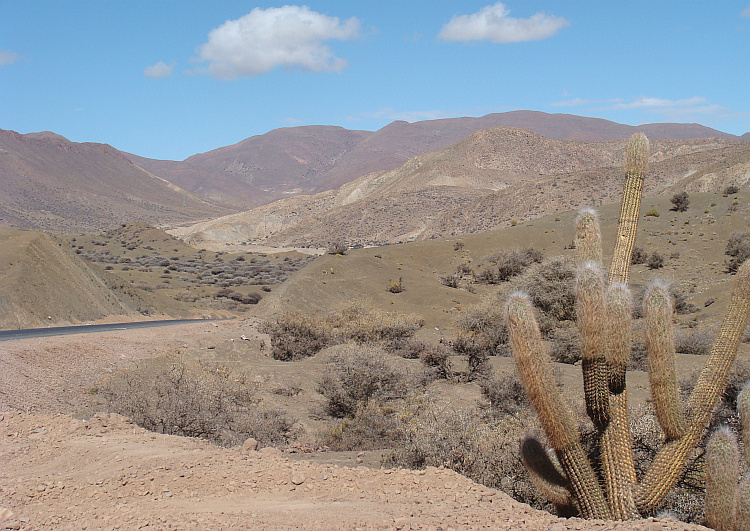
{"left": 438, "top": 2, "right": 569, "bottom": 43}
{"left": 195, "top": 5, "right": 361, "bottom": 79}
{"left": 0, "top": 49, "right": 20, "bottom": 66}
{"left": 742, "top": 4, "right": 750, "bottom": 17}
{"left": 143, "top": 60, "right": 175, "bottom": 78}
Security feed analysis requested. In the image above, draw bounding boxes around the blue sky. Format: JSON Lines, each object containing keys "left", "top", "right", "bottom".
{"left": 1, "top": 1, "right": 749, "bottom": 161}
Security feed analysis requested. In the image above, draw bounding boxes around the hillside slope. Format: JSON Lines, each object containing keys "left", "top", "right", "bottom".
{"left": 0, "top": 228, "right": 135, "bottom": 329}
{"left": 172, "top": 128, "right": 749, "bottom": 249}
{"left": 0, "top": 129, "right": 230, "bottom": 233}
{"left": 128, "top": 111, "right": 737, "bottom": 209}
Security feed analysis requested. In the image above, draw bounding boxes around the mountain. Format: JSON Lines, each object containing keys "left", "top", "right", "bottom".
{"left": 0, "top": 129, "right": 232, "bottom": 233}
{"left": 170, "top": 127, "right": 750, "bottom": 249}
{"left": 126, "top": 111, "right": 738, "bottom": 209}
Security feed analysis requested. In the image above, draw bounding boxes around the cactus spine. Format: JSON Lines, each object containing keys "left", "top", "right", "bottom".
{"left": 506, "top": 132, "right": 750, "bottom": 522}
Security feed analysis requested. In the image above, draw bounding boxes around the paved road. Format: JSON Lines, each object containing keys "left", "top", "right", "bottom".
{"left": 0, "top": 319, "right": 224, "bottom": 342}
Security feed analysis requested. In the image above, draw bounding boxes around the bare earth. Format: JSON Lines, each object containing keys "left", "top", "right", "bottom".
{"left": 0, "top": 323, "right": 709, "bottom": 530}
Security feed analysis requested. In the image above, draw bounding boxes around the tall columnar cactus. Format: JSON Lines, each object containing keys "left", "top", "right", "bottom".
{"left": 505, "top": 132, "right": 750, "bottom": 522}
{"left": 704, "top": 384, "right": 750, "bottom": 531}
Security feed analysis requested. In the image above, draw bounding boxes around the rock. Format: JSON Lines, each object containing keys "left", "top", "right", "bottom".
{"left": 242, "top": 437, "right": 258, "bottom": 451}
{"left": 258, "top": 447, "right": 282, "bottom": 457}
{"left": 290, "top": 471, "right": 305, "bottom": 485}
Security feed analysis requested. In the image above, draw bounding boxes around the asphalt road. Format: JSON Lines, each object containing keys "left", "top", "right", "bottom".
{"left": 0, "top": 319, "right": 223, "bottom": 342}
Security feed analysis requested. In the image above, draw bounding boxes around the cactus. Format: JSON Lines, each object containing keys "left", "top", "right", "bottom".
{"left": 505, "top": 133, "right": 750, "bottom": 522}
{"left": 704, "top": 383, "right": 750, "bottom": 531}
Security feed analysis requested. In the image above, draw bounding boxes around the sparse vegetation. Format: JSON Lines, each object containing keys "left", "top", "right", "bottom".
{"left": 726, "top": 231, "right": 750, "bottom": 273}
{"left": 101, "top": 355, "right": 295, "bottom": 447}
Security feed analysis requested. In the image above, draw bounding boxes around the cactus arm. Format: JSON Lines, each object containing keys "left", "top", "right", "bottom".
{"left": 643, "top": 283, "right": 686, "bottom": 441}
{"left": 608, "top": 133, "right": 648, "bottom": 285}
{"left": 739, "top": 382, "right": 750, "bottom": 467}
{"left": 576, "top": 264, "right": 610, "bottom": 430}
{"left": 705, "top": 427, "right": 739, "bottom": 531}
{"left": 736, "top": 475, "right": 750, "bottom": 531}
{"left": 575, "top": 207, "right": 603, "bottom": 267}
{"left": 601, "top": 284, "right": 638, "bottom": 519}
{"left": 506, "top": 293, "right": 611, "bottom": 519}
{"left": 520, "top": 436, "right": 575, "bottom": 513}
{"left": 636, "top": 260, "right": 750, "bottom": 513}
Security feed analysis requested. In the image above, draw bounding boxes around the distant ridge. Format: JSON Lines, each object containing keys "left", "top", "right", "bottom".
{"left": 171, "top": 127, "right": 750, "bottom": 249}
{"left": 126, "top": 111, "right": 737, "bottom": 209}
{"left": 0, "top": 129, "right": 232, "bottom": 233}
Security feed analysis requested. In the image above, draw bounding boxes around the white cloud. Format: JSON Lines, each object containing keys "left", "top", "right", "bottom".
{"left": 741, "top": 4, "right": 750, "bottom": 17}
{"left": 438, "top": 2, "right": 569, "bottom": 43}
{"left": 0, "top": 49, "right": 20, "bottom": 66}
{"left": 195, "top": 5, "right": 361, "bottom": 80}
{"left": 143, "top": 60, "right": 175, "bottom": 78}
{"left": 609, "top": 96, "right": 706, "bottom": 110}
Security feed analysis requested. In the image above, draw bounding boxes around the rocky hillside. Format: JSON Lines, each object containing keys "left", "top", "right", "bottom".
{"left": 0, "top": 129, "right": 230, "bottom": 233}
{"left": 171, "top": 128, "right": 749, "bottom": 249}
{"left": 127, "top": 111, "right": 737, "bottom": 209}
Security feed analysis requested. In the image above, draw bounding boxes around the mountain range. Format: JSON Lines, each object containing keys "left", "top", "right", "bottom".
{"left": 1, "top": 111, "right": 747, "bottom": 239}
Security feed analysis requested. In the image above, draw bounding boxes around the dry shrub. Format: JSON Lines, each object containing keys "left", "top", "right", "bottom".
{"left": 522, "top": 257, "right": 577, "bottom": 323}
{"left": 548, "top": 324, "right": 582, "bottom": 364}
{"left": 259, "top": 311, "right": 329, "bottom": 360}
{"left": 385, "top": 403, "right": 550, "bottom": 511}
{"left": 478, "top": 248, "right": 543, "bottom": 284}
{"left": 675, "top": 326, "right": 714, "bottom": 356}
{"left": 317, "top": 344, "right": 426, "bottom": 418}
{"left": 418, "top": 343, "right": 453, "bottom": 380}
{"left": 726, "top": 231, "right": 750, "bottom": 273}
{"left": 325, "top": 302, "right": 424, "bottom": 353}
{"left": 479, "top": 370, "right": 531, "bottom": 416}
{"left": 101, "top": 355, "right": 295, "bottom": 447}
{"left": 319, "top": 401, "right": 404, "bottom": 451}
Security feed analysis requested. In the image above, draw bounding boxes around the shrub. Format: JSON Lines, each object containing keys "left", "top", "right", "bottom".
{"left": 320, "top": 401, "right": 404, "bottom": 450}
{"left": 325, "top": 302, "right": 423, "bottom": 351}
{"left": 647, "top": 251, "right": 665, "bottom": 269}
{"left": 259, "top": 311, "right": 329, "bottom": 360}
{"left": 439, "top": 274, "right": 460, "bottom": 288}
{"left": 726, "top": 231, "right": 750, "bottom": 273}
{"left": 645, "top": 209, "right": 660, "bottom": 217}
{"left": 631, "top": 247, "right": 649, "bottom": 265}
{"left": 317, "top": 344, "right": 424, "bottom": 418}
{"left": 479, "top": 248, "right": 543, "bottom": 284}
{"left": 549, "top": 325, "right": 582, "bottom": 364}
{"left": 418, "top": 343, "right": 453, "bottom": 380}
{"left": 480, "top": 370, "right": 531, "bottom": 416}
{"left": 675, "top": 327, "right": 714, "bottom": 356}
{"left": 327, "top": 243, "right": 347, "bottom": 255}
{"left": 387, "top": 277, "right": 404, "bottom": 293}
{"left": 724, "top": 184, "right": 740, "bottom": 195}
{"left": 523, "top": 257, "right": 577, "bottom": 323}
{"left": 670, "top": 191, "right": 690, "bottom": 212}
{"left": 385, "top": 404, "right": 549, "bottom": 512}
{"left": 100, "top": 355, "right": 295, "bottom": 447}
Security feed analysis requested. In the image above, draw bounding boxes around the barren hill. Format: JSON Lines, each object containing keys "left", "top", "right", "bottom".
{"left": 0, "top": 129, "right": 231, "bottom": 233}
{"left": 127, "top": 111, "right": 736, "bottom": 209}
{"left": 172, "top": 128, "right": 750, "bottom": 249}
{"left": 0, "top": 227, "right": 135, "bottom": 329}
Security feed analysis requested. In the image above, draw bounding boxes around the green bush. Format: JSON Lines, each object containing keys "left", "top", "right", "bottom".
{"left": 670, "top": 191, "right": 690, "bottom": 212}
{"left": 645, "top": 209, "right": 660, "bottom": 217}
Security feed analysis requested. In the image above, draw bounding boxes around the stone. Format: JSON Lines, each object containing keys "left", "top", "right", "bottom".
{"left": 242, "top": 437, "right": 258, "bottom": 451}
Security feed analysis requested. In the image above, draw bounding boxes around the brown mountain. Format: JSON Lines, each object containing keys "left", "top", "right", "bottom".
{"left": 127, "top": 111, "right": 737, "bottom": 209}
{"left": 0, "top": 129, "right": 231, "bottom": 233}
{"left": 171, "top": 128, "right": 749, "bottom": 248}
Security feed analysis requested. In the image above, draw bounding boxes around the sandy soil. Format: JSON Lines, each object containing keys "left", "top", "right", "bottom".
{"left": 0, "top": 321, "right": 713, "bottom": 530}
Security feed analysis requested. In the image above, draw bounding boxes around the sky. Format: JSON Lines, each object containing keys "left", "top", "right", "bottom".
{"left": 1, "top": 1, "right": 750, "bottom": 161}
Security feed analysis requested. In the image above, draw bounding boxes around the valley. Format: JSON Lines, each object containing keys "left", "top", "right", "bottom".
{"left": 1, "top": 114, "right": 749, "bottom": 530}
